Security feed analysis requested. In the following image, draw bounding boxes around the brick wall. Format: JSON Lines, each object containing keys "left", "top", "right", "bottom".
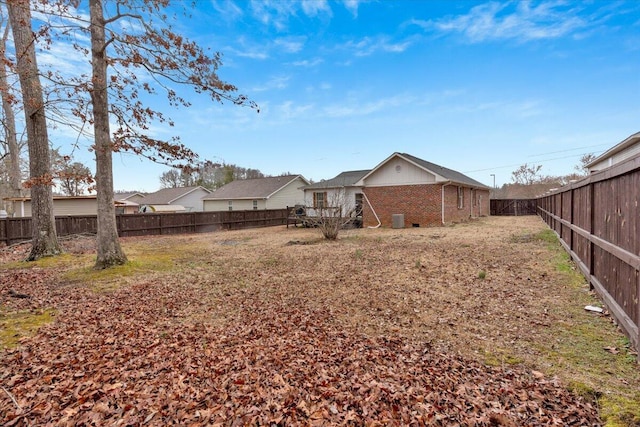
{"left": 363, "top": 184, "right": 490, "bottom": 228}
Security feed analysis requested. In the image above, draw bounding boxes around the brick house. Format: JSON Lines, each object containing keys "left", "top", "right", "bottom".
{"left": 306, "top": 153, "right": 490, "bottom": 228}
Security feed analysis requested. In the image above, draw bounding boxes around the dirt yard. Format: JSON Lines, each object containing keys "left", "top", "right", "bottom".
{"left": 1, "top": 216, "right": 638, "bottom": 425}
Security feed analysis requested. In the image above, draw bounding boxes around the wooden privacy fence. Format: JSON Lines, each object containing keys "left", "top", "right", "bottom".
{"left": 0, "top": 209, "right": 289, "bottom": 246}
{"left": 490, "top": 199, "right": 537, "bottom": 216}
{"left": 537, "top": 155, "right": 640, "bottom": 351}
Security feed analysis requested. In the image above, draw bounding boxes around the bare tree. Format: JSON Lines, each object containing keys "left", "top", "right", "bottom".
{"left": 511, "top": 163, "right": 543, "bottom": 185}
{"left": 8, "top": 0, "right": 61, "bottom": 260}
{"left": 159, "top": 168, "right": 182, "bottom": 189}
{"left": 574, "top": 153, "right": 596, "bottom": 176}
{"left": 40, "top": 0, "right": 256, "bottom": 268}
{"left": 305, "top": 187, "right": 358, "bottom": 240}
{"left": 0, "top": 10, "right": 21, "bottom": 200}
{"left": 88, "top": 0, "right": 127, "bottom": 268}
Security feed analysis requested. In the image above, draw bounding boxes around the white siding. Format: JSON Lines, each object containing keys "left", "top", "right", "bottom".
{"left": 13, "top": 199, "right": 98, "bottom": 217}
{"left": 203, "top": 199, "right": 267, "bottom": 211}
{"left": 54, "top": 199, "right": 98, "bottom": 216}
{"left": 174, "top": 189, "right": 209, "bottom": 212}
{"left": 303, "top": 187, "right": 362, "bottom": 217}
{"left": 364, "top": 158, "right": 436, "bottom": 187}
{"left": 265, "top": 177, "right": 307, "bottom": 209}
{"left": 589, "top": 143, "right": 640, "bottom": 172}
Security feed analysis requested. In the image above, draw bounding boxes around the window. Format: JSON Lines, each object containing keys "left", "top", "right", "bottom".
{"left": 457, "top": 186, "right": 464, "bottom": 209}
{"left": 253, "top": 200, "right": 258, "bottom": 210}
{"left": 472, "top": 189, "right": 477, "bottom": 207}
{"left": 228, "top": 200, "right": 233, "bottom": 211}
{"left": 313, "top": 192, "right": 327, "bottom": 209}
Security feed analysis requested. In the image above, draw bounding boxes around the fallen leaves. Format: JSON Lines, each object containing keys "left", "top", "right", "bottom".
{"left": 0, "top": 218, "right": 625, "bottom": 425}
{"left": 1, "top": 283, "right": 601, "bottom": 425}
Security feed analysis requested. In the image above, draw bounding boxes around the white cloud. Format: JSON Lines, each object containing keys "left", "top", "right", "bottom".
{"left": 323, "top": 94, "right": 415, "bottom": 118}
{"left": 291, "top": 58, "right": 324, "bottom": 67}
{"left": 341, "top": 36, "right": 413, "bottom": 57}
{"left": 301, "top": 0, "right": 331, "bottom": 17}
{"left": 440, "top": 98, "right": 546, "bottom": 119}
{"left": 413, "top": 1, "right": 588, "bottom": 43}
{"left": 342, "top": 0, "right": 365, "bottom": 17}
{"left": 251, "top": 75, "right": 291, "bottom": 92}
{"left": 249, "top": 0, "right": 362, "bottom": 30}
{"left": 274, "top": 37, "right": 307, "bottom": 53}
{"left": 250, "top": 0, "right": 299, "bottom": 31}
{"left": 210, "top": 0, "right": 244, "bottom": 21}
{"left": 279, "top": 100, "right": 314, "bottom": 120}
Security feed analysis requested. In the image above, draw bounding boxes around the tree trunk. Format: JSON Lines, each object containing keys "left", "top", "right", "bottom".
{"left": 0, "top": 19, "right": 22, "bottom": 200}
{"left": 89, "top": 0, "right": 127, "bottom": 269}
{"left": 8, "top": 0, "right": 61, "bottom": 260}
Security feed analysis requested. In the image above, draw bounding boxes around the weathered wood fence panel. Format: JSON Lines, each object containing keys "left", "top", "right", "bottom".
{"left": 490, "top": 199, "right": 537, "bottom": 216}
{"left": 0, "top": 209, "right": 289, "bottom": 246}
{"left": 537, "top": 155, "right": 640, "bottom": 352}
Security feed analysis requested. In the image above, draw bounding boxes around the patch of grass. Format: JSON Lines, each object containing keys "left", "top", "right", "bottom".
{"left": 481, "top": 348, "right": 524, "bottom": 367}
{"left": 0, "top": 308, "right": 56, "bottom": 350}
{"left": 1, "top": 253, "right": 93, "bottom": 271}
{"left": 354, "top": 249, "right": 363, "bottom": 259}
{"left": 478, "top": 270, "right": 486, "bottom": 280}
{"left": 530, "top": 258, "right": 640, "bottom": 426}
{"left": 600, "top": 395, "right": 640, "bottom": 427}
{"left": 62, "top": 252, "right": 175, "bottom": 291}
{"left": 533, "top": 228, "right": 558, "bottom": 244}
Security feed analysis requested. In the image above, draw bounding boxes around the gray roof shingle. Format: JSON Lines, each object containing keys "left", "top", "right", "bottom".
{"left": 203, "top": 175, "right": 306, "bottom": 200}
{"left": 303, "top": 170, "right": 370, "bottom": 189}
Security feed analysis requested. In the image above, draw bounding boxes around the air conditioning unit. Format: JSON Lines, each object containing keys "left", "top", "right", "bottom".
{"left": 391, "top": 214, "right": 404, "bottom": 229}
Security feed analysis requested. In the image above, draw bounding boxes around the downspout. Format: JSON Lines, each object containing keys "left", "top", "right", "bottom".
{"left": 441, "top": 181, "right": 452, "bottom": 225}
{"left": 362, "top": 191, "right": 381, "bottom": 229}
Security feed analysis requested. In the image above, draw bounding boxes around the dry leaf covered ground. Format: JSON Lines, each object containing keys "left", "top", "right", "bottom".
{"left": 1, "top": 216, "right": 638, "bottom": 425}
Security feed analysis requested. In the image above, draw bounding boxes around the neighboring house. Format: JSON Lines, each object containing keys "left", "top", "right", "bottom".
{"left": 115, "top": 199, "right": 141, "bottom": 215}
{"left": 587, "top": 131, "right": 640, "bottom": 173}
{"left": 114, "top": 192, "right": 145, "bottom": 214}
{"left": 115, "top": 192, "right": 146, "bottom": 204}
{"left": 302, "top": 170, "right": 370, "bottom": 217}
{"left": 4, "top": 195, "right": 129, "bottom": 217}
{"left": 202, "top": 175, "right": 309, "bottom": 211}
{"left": 140, "top": 186, "right": 211, "bottom": 212}
{"left": 307, "top": 153, "right": 490, "bottom": 228}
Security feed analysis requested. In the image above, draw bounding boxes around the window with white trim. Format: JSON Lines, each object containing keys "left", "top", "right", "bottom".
{"left": 457, "top": 186, "right": 464, "bottom": 209}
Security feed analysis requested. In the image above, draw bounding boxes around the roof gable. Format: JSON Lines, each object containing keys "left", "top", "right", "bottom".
{"left": 142, "top": 186, "right": 211, "bottom": 205}
{"left": 115, "top": 192, "right": 145, "bottom": 201}
{"left": 361, "top": 153, "right": 489, "bottom": 189}
{"left": 203, "top": 175, "right": 309, "bottom": 200}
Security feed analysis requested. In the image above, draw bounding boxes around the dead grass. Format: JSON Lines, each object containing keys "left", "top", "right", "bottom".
{"left": 1, "top": 216, "right": 638, "bottom": 425}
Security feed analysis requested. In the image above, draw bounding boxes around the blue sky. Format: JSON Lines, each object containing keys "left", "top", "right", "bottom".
{"left": 76, "top": 1, "right": 640, "bottom": 191}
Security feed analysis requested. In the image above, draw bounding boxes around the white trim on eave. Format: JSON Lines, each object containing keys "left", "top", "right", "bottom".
{"left": 586, "top": 131, "right": 640, "bottom": 168}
